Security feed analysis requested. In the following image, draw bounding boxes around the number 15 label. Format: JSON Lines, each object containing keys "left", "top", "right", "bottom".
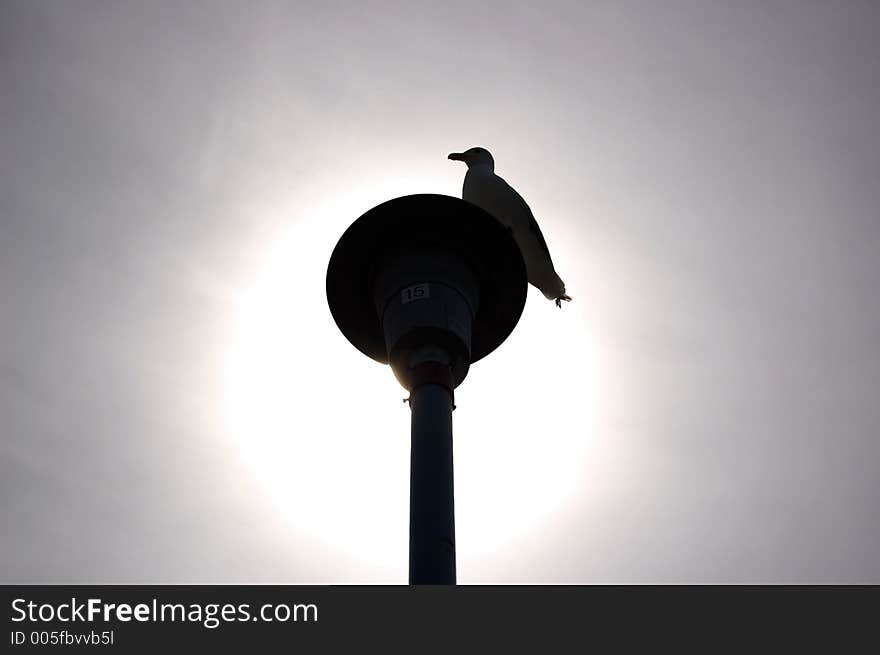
{"left": 401, "top": 283, "right": 430, "bottom": 304}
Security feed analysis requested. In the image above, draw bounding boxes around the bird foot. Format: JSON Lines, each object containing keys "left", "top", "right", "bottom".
{"left": 555, "top": 294, "right": 572, "bottom": 308}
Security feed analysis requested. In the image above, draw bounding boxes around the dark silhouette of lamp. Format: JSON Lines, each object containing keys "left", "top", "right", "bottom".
{"left": 326, "top": 193, "right": 526, "bottom": 584}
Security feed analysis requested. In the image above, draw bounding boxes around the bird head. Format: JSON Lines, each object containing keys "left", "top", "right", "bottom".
{"left": 448, "top": 147, "right": 494, "bottom": 171}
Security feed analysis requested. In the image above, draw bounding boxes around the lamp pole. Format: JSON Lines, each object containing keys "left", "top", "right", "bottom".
{"left": 326, "top": 194, "right": 526, "bottom": 585}
{"left": 408, "top": 375, "right": 456, "bottom": 584}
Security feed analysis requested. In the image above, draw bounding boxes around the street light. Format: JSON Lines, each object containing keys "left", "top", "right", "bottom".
{"left": 326, "top": 193, "right": 526, "bottom": 584}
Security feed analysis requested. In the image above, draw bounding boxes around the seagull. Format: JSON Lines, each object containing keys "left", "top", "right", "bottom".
{"left": 448, "top": 147, "right": 572, "bottom": 307}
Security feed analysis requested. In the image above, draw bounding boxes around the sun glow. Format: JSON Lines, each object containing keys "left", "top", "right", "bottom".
{"left": 221, "top": 176, "right": 601, "bottom": 578}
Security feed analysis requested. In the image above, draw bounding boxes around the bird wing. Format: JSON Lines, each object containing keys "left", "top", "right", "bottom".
{"left": 497, "top": 177, "right": 555, "bottom": 266}
{"left": 463, "top": 170, "right": 568, "bottom": 301}
{"left": 523, "top": 201, "right": 554, "bottom": 265}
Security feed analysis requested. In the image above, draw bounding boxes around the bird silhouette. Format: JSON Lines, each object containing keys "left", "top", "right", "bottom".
{"left": 448, "top": 147, "right": 572, "bottom": 307}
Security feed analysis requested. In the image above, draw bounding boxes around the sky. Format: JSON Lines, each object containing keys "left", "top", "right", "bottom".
{"left": 2, "top": 0, "right": 878, "bottom": 583}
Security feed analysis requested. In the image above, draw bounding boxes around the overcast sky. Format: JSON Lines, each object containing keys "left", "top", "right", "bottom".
{"left": 2, "top": 0, "right": 878, "bottom": 583}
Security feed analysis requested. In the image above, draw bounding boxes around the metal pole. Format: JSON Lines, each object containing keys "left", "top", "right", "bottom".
{"left": 408, "top": 381, "right": 456, "bottom": 584}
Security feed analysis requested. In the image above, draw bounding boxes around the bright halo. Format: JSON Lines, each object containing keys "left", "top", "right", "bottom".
{"left": 221, "top": 179, "right": 599, "bottom": 579}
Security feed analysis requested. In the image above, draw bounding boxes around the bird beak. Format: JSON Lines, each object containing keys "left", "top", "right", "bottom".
{"left": 448, "top": 152, "right": 465, "bottom": 161}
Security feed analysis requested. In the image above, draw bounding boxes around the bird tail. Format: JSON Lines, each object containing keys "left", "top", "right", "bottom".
{"left": 555, "top": 293, "right": 572, "bottom": 308}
